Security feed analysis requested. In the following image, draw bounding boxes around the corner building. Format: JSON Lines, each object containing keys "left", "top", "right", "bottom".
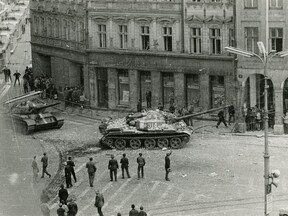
{"left": 30, "top": 0, "right": 236, "bottom": 112}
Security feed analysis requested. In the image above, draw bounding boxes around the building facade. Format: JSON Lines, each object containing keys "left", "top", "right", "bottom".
{"left": 234, "top": 0, "right": 288, "bottom": 134}
{"left": 30, "top": 0, "right": 236, "bottom": 113}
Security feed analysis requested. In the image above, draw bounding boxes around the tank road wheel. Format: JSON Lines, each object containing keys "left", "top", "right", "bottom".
{"left": 144, "top": 139, "right": 156, "bottom": 150}
{"left": 103, "top": 138, "right": 114, "bottom": 147}
{"left": 129, "top": 139, "right": 141, "bottom": 150}
{"left": 170, "top": 137, "right": 182, "bottom": 149}
{"left": 115, "top": 139, "right": 126, "bottom": 150}
{"left": 157, "top": 138, "right": 169, "bottom": 148}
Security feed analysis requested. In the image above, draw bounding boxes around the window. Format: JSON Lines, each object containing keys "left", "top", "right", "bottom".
{"left": 163, "top": 27, "right": 172, "bottom": 51}
{"left": 244, "top": 0, "right": 258, "bottom": 8}
{"left": 210, "top": 28, "right": 221, "bottom": 54}
{"left": 244, "top": 27, "right": 258, "bottom": 53}
{"left": 47, "top": 18, "right": 52, "bottom": 37}
{"left": 140, "top": 26, "right": 150, "bottom": 50}
{"left": 210, "top": 75, "right": 225, "bottom": 108}
{"left": 270, "top": 0, "right": 283, "bottom": 8}
{"left": 270, "top": 28, "right": 283, "bottom": 52}
{"left": 79, "top": 22, "right": 85, "bottom": 42}
{"left": 34, "top": 17, "right": 39, "bottom": 35}
{"left": 71, "top": 21, "right": 76, "bottom": 41}
{"left": 63, "top": 20, "right": 68, "bottom": 40}
{"left": 55, "top": 19, "right": 59, "bottom": 38}
{"left": 119, "top": 25, "right": 128, "bottom": 49}
{"left": 190, "top": 28, "right": 201, "bottom": 54}
{"left": 162, "top": 73, "right": 174, "bottom": 108}
{"left": 40, "top": 17, "right": 46, "bottom": 36}
{"left": 98, "top": 24, "right": 107, "bottom": 48}
{"left": 185, "top": 74, "right": 200, "bottom": 107}
{"left": 118, "top": 69, "right": 129, "bottom": 105}
{"left": 228, "top": 29, "right": 234, "bottom": 47}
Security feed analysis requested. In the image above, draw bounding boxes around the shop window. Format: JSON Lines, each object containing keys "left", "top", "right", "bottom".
{"left": 209, "top": 75, "right": 225, "bottom": 108}
{"left": 209, "top": 28, "right": 221, "bottom": 54}
{"left": 190, "top": 28, "right": 201, "bottom": 54}
{"left": 119, "top": 25, "right": 128, "bottom": 49}
{"left": 141, "top": 26, "right": 150, "bottom": 50}
{"left": 244, "top": 27, "right": 258, "bottom": 53}
{"left": 98, "top": 24, "right": 107, "bottom": 48}
{"left": 118, "top": 69, "right": 129, "bottom": 105}
{"left": 97, "top": 68, "right": 108, "bottom": 108}
{"left": 185, "top": 74, "right": 200, "bottom": 107}
{"left": 228, "top": 28, "right": 234, "bottom": 47}
{"left": 270, "top": 28, "right": 283, "bottom": 52}
{"left": 162, "top": 73, "right": 174, "bottom": 108}
{"left": 139, "top": 71, "right": 151, "bottom": 107}
{"left": 163, "top": 27, "right": 172, "bottom": 51}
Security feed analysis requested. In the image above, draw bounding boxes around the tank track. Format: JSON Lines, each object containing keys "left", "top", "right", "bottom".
{"left": 100, "top": 132, "right": 190, "bottom": 150}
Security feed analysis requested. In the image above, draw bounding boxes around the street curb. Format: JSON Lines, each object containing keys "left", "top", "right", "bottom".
{"left": 223, "top": 132, "right": 288, "bottom": 138}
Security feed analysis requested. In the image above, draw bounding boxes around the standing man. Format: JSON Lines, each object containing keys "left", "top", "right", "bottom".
{"left": 64, "top": 162, "right": 73, "bottom": 188}
{"left": 137, "top": 153, "right": 146, "bottom": 180}
{"left": 120, "top": 153, "right": 130, "bottom": 179}
{"left": 2, "top": 66, "right": 8, "bottom": 82}
{"left": 108, "top": 155, "right": 119, "bottom": 182}
{"left": 67, "top": 197, "right": 78, "bottom": 216}
{"left": 6, "top": 66, "right": 12, "bottom": 83}
{"left": 31, "top": 156, "right": 39, "bottom": 183}
{"left": 86, "top": 157, "right": 97, "bottom": 187}
{"left": 228, "top": 104, "right": 235, "bottom": 125}
{"left": 58, "top": 184, "right": 69, "bottom": 204}
{"left": 145, "top": 89, "right": 152, "bottom": 108}
{"left": 41, "top": 153, "right": 51, "bottom": 178}
{"left": 165, "top": 150, "right": 172, "bottom": 181}
{"left": 216, "top": 109, "right": 228, "bottom": 128}
{"left": 137, "top": 99, "right": 142, "bottom": 112}
{"left": 138, "top": 206, "right": 147, "bottom": 216}
{"left": 67, "top": 156, "right": 77, "bottom": 183}
{"left": 129, "top": 204, "right": 139, "bottom": 216}
{"left": 94, "top": 190, "right": 104, "bottom": 216}
{"left": 13, "top": 70, "right": 21, "bottom": 86}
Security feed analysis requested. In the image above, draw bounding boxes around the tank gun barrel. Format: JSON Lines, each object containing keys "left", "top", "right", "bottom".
{"left": 30, "top": 102, "right": 61, "bottom": 114}
{"left": 174, "top": 105, "right": 231, "bottom": 121}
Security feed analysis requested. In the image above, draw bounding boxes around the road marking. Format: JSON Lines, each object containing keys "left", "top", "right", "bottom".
{"left": 75, "top": 163, "right": 86, "bottom": 173}
{"left": 78, "top": 187, "right": 91, "bottom": 199}
{"left": 155, "top": 184, "right": 174, "bottom": 206}
{"left": 150, "top": 181, "right": 160, "bottom": 193}
{"left": 114, "top": 182, "right": 142, "bottom": 212}
{"left": 0, "top": 84, "right": 10, "bottom": 99}
{"left": 103, "top": 174, "right": 135, "bottom": 210}
{"left": 176, "top": 192, "right": 184, "bottom": 203}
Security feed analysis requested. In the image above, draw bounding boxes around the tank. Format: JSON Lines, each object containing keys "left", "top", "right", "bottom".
{"left": 99, "top": 110, "right": 193, "bottom": 150}
{"left": 4, "top": 91, "right": 64, "bottom": 134}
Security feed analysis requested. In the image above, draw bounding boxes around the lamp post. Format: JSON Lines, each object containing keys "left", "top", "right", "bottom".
{"left": 225, "top": 45, "right": 288, "bottom": 215}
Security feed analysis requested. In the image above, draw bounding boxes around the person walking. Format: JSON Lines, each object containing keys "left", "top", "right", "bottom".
{"left": 165, "top": 150, "right": 172, "bottom": 181}
{"left": 108, "top": 155, "right": 119, "bottom": 182}
{"left": 41, "top": 153, "right": 51, "bottom": 178}
{"left": 67, "top": 156, "right": 77, "bottom": 182}
{"left": 64, "top": 162, "right": 73, "bottom": 188}
{"left": 228, "top": 105, "right": 235, "bottom": 125}
{"left": 13, "top": 70, "right": 21, "bottom": 86}
{"left": 86, "top": 157, "right": 97, "bottom": 187}
{"left": 137, "top": 153, "right": 146, "bottom": 180}
{"left": 67, "top": 197, "right": 78, "bottom": 216}
{"left": 129, "top": 204, "right": 138, "bottom": 216}
{"left": 120, "top": 153, "right": 130, "bottom": 179}
{"left": 31, "top": 156, "right": 39, "bottom": 183}
{"left": 57, "top": 203, "right": 66, "bottom": 216}
{"left": 216, "top": 109, "right": 228, "bottom": 128}
{"left": 138, "top": 206, "right": 147, "bottom": 216}
{"left": 58, "top": 184, "right": 69, "bottom": 205}
{"left": 94, "top": 190, "right": 104, "bottom": 216}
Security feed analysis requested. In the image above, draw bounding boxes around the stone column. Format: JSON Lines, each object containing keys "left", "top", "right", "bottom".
{"left": 249, "top": 74, "right": 257, "bottom": 107}
{"left": 273, "top": 88, "right": 284, "bottom": 135}
{"left": 174, "top": 72, "right": 185, "bottom": 108}
{"left": 151, "top": 71, "right": 161, "bottom": 109}
{"left": 129, "top": 69, "right": 138, "bottom": 111}
{"left": 199, "top": 73, "right": 209, "bottom": 110}
{"left": 107, "top": 68, "right": 117, "bottom": 109}
{"left": 237, "top": 82, "right": 247, "bottom": 133}
{"left": 88, "top": 66, "right": 97, "bottom": 108}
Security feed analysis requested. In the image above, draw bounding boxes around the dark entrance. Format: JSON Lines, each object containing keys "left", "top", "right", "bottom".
{"left": 139, "top": 71, "right": 151, "bottom": 108}
{"left": 97, "top": 68, "right": 108, "bottom": 108}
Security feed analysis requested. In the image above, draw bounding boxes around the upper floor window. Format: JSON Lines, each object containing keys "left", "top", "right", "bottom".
{"left": 270, "top": 0, "right": 283, "bottom": 8}
{"left": 163, "top": 27, "right": 172, "bottom": 52}
{"left": 270, "top": 28, "right": 283, "bottom": 52}
{"left": 209, "top": 28, "right": 221, "bottom": 54}
{"left": 228, "top": 29, "right": 234, "bottom": 47}
{"left": 34, "top": 17, "right": 39, "bottom": 35}
{"left": 63, "top": 20, "right": 68, "bottom": 40}
{"left": 79, "top": 22, "right": 85, "bottom": 42}
{"left": 98, "top": 24, "right": 107, "bottom": 48}
{"left": 55, "top": 19, "right": 59, "bottom": 38}
{"left": 40, "top": 17, "right": 46, "bottom": 36}
{"left": 140, "top": 26, "right": 150, "bottom": 50}
{"left": 71, "top": 21, "right": 76, "bottom": 41}
{"left": 244, "top": 27, "right": 258, "bottom": 53}
{"left": 119, "top": 25, "right": 128, "bottom": 49}
{"left": 190, "top": 28, "right": 201, "bottom": 54}
{"left": 47, "top": 18, "right": 52, "bottom": 37}
{"left": 244, "top": 0, "right": 258, "bottom": 8}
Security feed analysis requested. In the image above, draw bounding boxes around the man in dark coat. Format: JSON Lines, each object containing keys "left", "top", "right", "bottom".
{"left": 137, "top": 99, "right": 142, "bottom": 112}
{"left": 108, "top": 155, "right": 119, "bottom": 181}
{"left": 228, "top": 105, "right": 235, "bottom": 125}
{"left": 120, "top": 153, "right": 130, "bottom": 179}
{"left": 145, "top": 89, "right": 152, "bottom": 108}
{"left": 67, "top": 197, "right": 78, "bottom": 216}
{"left": 138, "top": 206, "right": 147, "bottom": 216}
{"left": 67, "top": 156, "right": 77, "bottom": 182}
{"left": 165, "top": 150, "right": 172, "bottom": 181}
{"left": 129, "top": 204, "right": 138, "bottom": 216}
{"left": 57, "top": 203, "right": 66, "bottom": 216}
{"left": 86, "top": 157, "right": 97, "bottom": 187}
{"left": 94, "top": 190, "right": 104, "bottom": 216}
{"left": 137, "top": 153, "right": 146, "bottom": 180}
{"left": 216, "top": 109, "right": 228, "bottom": 128}
{"left": 64, "top": 162, "right": 73, "bottom": 188}
{"left": 41, "top": 153, "right": 51, "bottom": 178}
{"left": 13, "top": 70, "right": 21, "bottom": 86}
{"left": 58, "top": 184, "right": 69, "bottom": 204}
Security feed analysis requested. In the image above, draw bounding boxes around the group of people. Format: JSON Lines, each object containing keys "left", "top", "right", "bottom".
{"left": 63, "top": 86, "right": 88, "bottom": 109}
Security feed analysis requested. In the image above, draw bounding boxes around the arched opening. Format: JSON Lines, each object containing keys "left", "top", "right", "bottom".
{"left": 282, "top": 78, "right": 288, "bottom": 114}
{"left": 244, "top": 74, "right": 274, "bottom": 130}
